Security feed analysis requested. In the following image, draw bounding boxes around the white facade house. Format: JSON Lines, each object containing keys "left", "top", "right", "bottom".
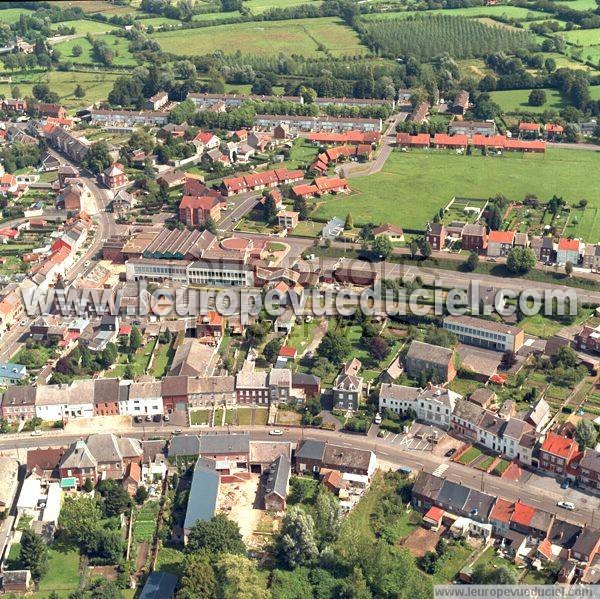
{"left": 42, "top": 482, "right": 62, "bottom": 524}
{"left": 35, "top": 381, "right": 95, "bottom": 422}
{"left": 120, "top": 380, "right": 163, "bottom": 416}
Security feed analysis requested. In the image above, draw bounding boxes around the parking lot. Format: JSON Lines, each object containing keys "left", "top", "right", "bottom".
{"left": 377, "top": 423, "right": 463, "bottom": 457}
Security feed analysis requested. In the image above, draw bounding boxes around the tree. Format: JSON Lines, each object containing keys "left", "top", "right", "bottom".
{"left": 554, "top": 345, "right": 579, "bottom": 369}
{"left": 565, "top": 260, "right": 574, "bottom": 276}
{"left": 314, "top": 487, "right": 340, "bottom": 544}
{"left": 124, "top": 364, "right": 135, "bottom": 380}
{"left": 69, "top": 578, "right": 122, "bottom": 599}
{"left": 97, "top": 479, "right": 131, "bottom": 517}
{"left": 83, "top": 478, "right": 94, "bottom": 493}
{"left": 186, "top": 514, "right": 245, "bottom": 555}
{"left": 83, "top": 141, "right": 111, "bottom": 174}
{"left": 486, "top": 204, "right": 503, "bottom": 230}
{"left": 372, "top": 234, "right": 393, "bottom": 259}
{"left": 344, "top": 213, "right": 353, "bottom": 230}
{"left": 369, "top": 336, "right": 389, "bottom": 362}
{"left": 502, "top": 350, "right": 517, "bottom": 369}
{"left": 178, "top": 554, "right": 217, "bottom": 599}
{"left": 263, "top": 193, "right": 278, "bottom": 223}
{"left": 420, "top": 239, "right": 432, "bottom": 259}
{"left": 74, "top": 84, "right": 85, "bottom": 98}
{"left": 216, "top": 553, "right": 269, "bottom": 599}
{"left": 72, "top": 44, "right": 82, "bottom": 57}
{"left": 135, "top": 485, "right": 148, "bottom": 504}
{"left": 58, "top": 496, "right": 102, "bottom": 552}
{"left": 528, "top": 89, "right": 547, "bottom": 106}
{"left": 506, "top": 247, "right": 536, "bottom": 274}
{"left": 316, "top": 331, "right": 351, "bottom": 365}
{"left": 575, "top": 419, "right": 598, "bottom": 450}
{"left": 19, "top": 529, "right": 48, "bottom": 581}
{"left": 472, "top": 563, "right": 518, "bottom": 585}
{"left": 97, "top": 529, "right": 124, "bottom": 562}
{"left": 409, "top": 239, "right": 419, "bottom": 259}
{"left": 263, "top": 338, "right": 282, "bottom": 364}
{"left": 277, "top": 506, "right": 319, "bottom": 568}
{"left": 129, "top": 324, "right": 142, "bottom": 352}
{"left": 202, "top": 215, "right": 217, "bottom": 235}
{"left": 464, "top": 251, "right": 479, "bottom": 271}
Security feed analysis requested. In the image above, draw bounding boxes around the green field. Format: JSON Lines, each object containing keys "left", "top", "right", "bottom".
{"left": 0, "top": 70, "right": 120, "bottom": 111}
{"left": 560, "top": 28, "right": 600, "bottom": 46}
{"left": 138, "top": 16, "right": 183, "bottom": 27}
{"left": 52, "top": 33, "right": 138, "bottom": 67}
{"left": 489, "top": 88, "right": 565, "bottom": 112}
{"left": 52, "top": 18, "right": 117, "bottom": 35}
{"left": 0, "top": 8, "right": 34, "bottom": 23}
{"left": 554, "top": 0, "right": 599, "bottom": 8}
{"left": 37, "top": 541, "right": 81, "bottom": 596}
{"left": 590, "top": 86, "right": 600, "bottom": 99}
{"left": 152, "top": 17, "right": 368, "bottom": 56}
{"left": 362, "top": 6, "right": 549, "bottom": 20}
{"left": 244, "top": 0, "right": 323, "bottom": 13}
{"left": 313, "top": 149, "right": 600, "bottom": 240}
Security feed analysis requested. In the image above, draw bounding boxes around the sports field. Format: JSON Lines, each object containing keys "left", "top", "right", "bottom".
{"left": 152, "top": 17, "right": 368, "bottom": 56}
{"left": 312, "top": 149, "right": 600, "bottom": 240}
{"left": 489, "top": 88, "right": 565, "bottom": 113}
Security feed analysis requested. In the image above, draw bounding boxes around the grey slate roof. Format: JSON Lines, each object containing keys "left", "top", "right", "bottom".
{"left": 463, "top": 489, "right": 495, "bottom": 520}
{"left": 168, "top": 435, "right": 200, "bottom": 458}
{"left": 60, "top": 440, "right": 97, "bottom": 470}
{"left": 452, "top": 399, "right": 484, "bottom": 425}
{"left": 199, "top": 433, "right": 250, "bottom": 455}
{"left": 379, "top": 383, "right": 420, "bottom": 403}
{"left": 183, "top": 457, "right": 219, "bottom": 532}
{"left": 265, "top": 454, "right": 291, "bottom": 500}
{"left": 549, "top": 518, "right": 582, "bottom": 549}
{"left": 412, "top": 471, "right": 444, "bottom": 501}
{"left": 139, "top": 572, "right": 178, "bottom": 599}
{"left": 580, "top": 449, "right": 600, "bottom": 473}
{"left": 436, "top": 479, "right": 470, "bottom": 512}
{"left": 406, "top": 340, "right": 453, "bottom": 366}
{"left": 295, "top": 440, "right": 326, "bottom": 461}
{"left": 573, "top": 528, "right": 600, "bottom": 558}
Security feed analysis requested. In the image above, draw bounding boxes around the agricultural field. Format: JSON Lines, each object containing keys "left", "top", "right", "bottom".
{"left": 0, "top": 8, "right": 34, "bottom": 23}
{"left": 244, "top": 0, "right": 323, "bottom": 13}
{"left": 0, "top": 70, "right": 120, "bottom": 112}
{"left": 152, "top": 17, "right": 368, "bottom": 57}
{"left": 554, "top": 0, "right": 599, "bottom": 8}
{"left": 51, "top": 18, "right": 118, "bottom": 35}
{"left": 560, "top": 28, "right": 600, "bottom": 46}
{"left": 313, "top": 149, "right": 600, "bottom": 239}
{"left": 362, "top": 6, "right": 549, "bottom": 20}
{"left": 53, "top": 0, "right": 132, "bottom": 14}
{"left": 137, "top": 16, "right": 184, "bottom": 27}
{"left": 489, "top": 88, "right": 565, "bottom": 113}
{"left": 191, "top": 11, "right": 242, "bottom": 21}
{"left": 361, "top": 14, "right": 534, "bottom": 60}
{"left": 52, "top": 33, "right": 138, "bottom": 67}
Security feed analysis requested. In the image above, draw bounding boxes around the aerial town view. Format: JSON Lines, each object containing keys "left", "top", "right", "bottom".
{"left": 0, "top": 0, "right": 600, "bottom": 597}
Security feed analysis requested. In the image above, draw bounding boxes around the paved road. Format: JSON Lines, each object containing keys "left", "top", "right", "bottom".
{"left": 218, "top": 190, "right": 261, "bottom": 233}
{"left": 1, "top": 424, "right": 598, "bottom": 527}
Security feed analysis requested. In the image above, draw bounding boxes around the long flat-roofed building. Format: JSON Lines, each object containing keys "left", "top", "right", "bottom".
{"left": 444, "top": 315, "right": 524, "bottom": 353}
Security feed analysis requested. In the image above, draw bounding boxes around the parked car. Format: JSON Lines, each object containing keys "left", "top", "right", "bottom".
{"left": 30, "top": 430, "right": 42, "bottom": 437}
{"left": 145, "top": 415, "right": 152, "bottom": 422}
{"left": 374, "top": 413, "right": 382, "bottom": 425}
{"left": 152, "top": 414, "right": 161, "bottom": 423}
{"left": 173, "top": 429, "right": 182, "bottom": 435}
{"left": 269, "top": 429, "right": 284, "bottom": 436}
{"left": 163, "top": 414, "right": 170, "bottom": 422}
{"left": 134, "top": 416, "right": 142, "bottom": 424}
{"left": 445, "top": 448, "right": 457, "bottom": 458}
{"left": 557, "top": 501, "right": 575, "bottom": 510}
{"left": 561, "top": 479, "right": 570, "bottom": 489}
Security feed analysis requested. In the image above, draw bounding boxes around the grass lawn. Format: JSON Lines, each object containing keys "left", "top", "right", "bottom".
{"left": 519, "top": 313, "right": 570, "bottom": 338}
{"left": 0, "top": 69, "right": 120, "bottom": 112}
{"left": 293, "top": 220, "right": 322, "bottom": 237}
{"left": 287, "top": 321, "right": 318, "bottom": 353}
{"left": 447, "top": 377, "right": 481, "bottom": 397}
{"left": 312, "top": 149, "right": 600, "bottom": 239}
{"left": 108, "top": 339, "right": 156, "bottom": 378}
{"left": 489, "top": 88, "right": 564, "bottom": 113}
{"left": 431, "top": 542, "right": 474, "bottom": 584}
{"left": 237, "top": 407, "right": 254, "bottom": 426}
{"left": 155, "top": 544, "right": 186, "bottom": 578}
{"left": 214, "top": 408, "right": 224, "bottom": 426}
{"left": 191, "top": 11, "right": 242, "bottom": 21}
{"left": 254, "top": 408, "right": 268, "bottom": 425}
{"left": 52, "top": 34, "right": 138, "bottom": 67}
{"left": 152, "top": 17, "right": 367, "bottom": 57}
{"left": 0, "top": 8, "right": 34, "bottom": 23}
{"left": 137, "top": 16, "right": 183, "bottom": 26}
{"left": 476, "top": 455, "right": 496, "bottom": 471}
{"left": 225, "top": 409, "right": 236, "bottom": 425}
{"left": 37, "top": 540, "right": 81, "bottom": 595}
{"left": 472, "top": 545, "right": 519, "bottom": 576}
{"left": 555, "top": 0, "right": 598, "bottom": 8}
{"left": 492, "top": 458, "right": 511, "bottom": 476}
{"left": 458, "top": 446, "right": 483, "bottom": 465}
{"left": 149, "top": 341, "right": 174, "bottom": 378}
{"left": 53, "top": 0, "right": 132, "bottom": 14}
{"left": 190, "top": 409, "right": 211, "bottom": 425}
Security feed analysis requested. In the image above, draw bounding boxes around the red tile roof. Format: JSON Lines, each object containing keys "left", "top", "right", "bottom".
{"left": 546, "top": 123, "right": 563, "bottom": 133}
{"left": 512, "top": 501, "right": 535, "bottom": 527}
{"left": 396, "top": 132, "right": 430, "bottom": 146}
{"left": 488, "top": 230, "right": 515, "bottom": 244}
{"left": 519, "top": 122, "right": 540, "bottom": 131}
{"left": 558, "top": 238, "right": 579, "bottom": 252}
{"left": 279, "top": 345, "right": 297, "bottom": 358}
{"left": 433, "top": 133, "right": 468, "bottom": 147}
{"left": 541, "top": 433, "right": 577, "bottom": 459}
{"left": 504, "top": 138, "right": 546, "bottom": 151}
{"left": 180, "top": 195, "right": 220, "bottom": 211}
{"left": 490, "top": 497, "right": 514, "bottom": 523}
{"left": 424, "top": 506, "right": 445, "bottom": 523}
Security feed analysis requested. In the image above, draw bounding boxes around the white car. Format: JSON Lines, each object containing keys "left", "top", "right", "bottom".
{"left": 84, "top": 260, "right": 91, "bottom": 267}
{"left": 269, "top": 429, "right": 284, "bottom": 436}
{"left": 557, "top": 500, "right": 575, "bottom": 510}
{"left": 30, "top": 430, "right": 42, "bottom": 437}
